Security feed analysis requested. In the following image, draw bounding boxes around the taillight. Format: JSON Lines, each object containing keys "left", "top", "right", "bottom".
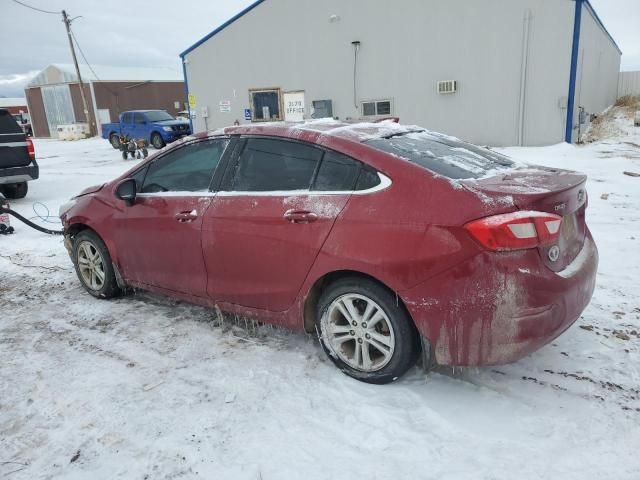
{"left": 26, "top": 138, "right": 35, "bottom": 160}
{"left": 464, "top": 211, "right": 563, "bottom": 251}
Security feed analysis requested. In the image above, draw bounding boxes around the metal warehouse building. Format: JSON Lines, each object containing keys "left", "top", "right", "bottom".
{"left": 181, "top": 0, "right": 621, "bottom": 147}
{"left": 25, "top": 64, "right": 186, "bottom": 138}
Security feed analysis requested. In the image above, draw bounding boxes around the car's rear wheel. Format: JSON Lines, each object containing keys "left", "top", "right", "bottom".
{"left": 109, "top": 134, "right": 120, "bottom": 149}
{"left": 1, "top": 182, "right": 28, "bottom": 199}
{"left": 73, "top": 230, "right": 120, "bottom": 299}
{"left": 151, "top": 132, "right": 165, "bottom": 149}
{"left": 316, "top": 277, "right": 420, "bottom": 384}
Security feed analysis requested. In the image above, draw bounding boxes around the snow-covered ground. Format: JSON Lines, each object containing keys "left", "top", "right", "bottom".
{"left": 1, "top": 123, "right": 639, "bottom": 479}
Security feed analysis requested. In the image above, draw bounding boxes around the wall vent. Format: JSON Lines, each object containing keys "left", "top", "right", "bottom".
{"left": 437, "top": 80, "right": 458, "bottom": 94}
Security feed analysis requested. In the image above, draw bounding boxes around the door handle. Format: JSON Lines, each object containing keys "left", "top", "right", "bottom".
{"left": 284, "top": 209, "right": 318, "bottom": 224}
{"left": 175, "top": 209, "right": 198, "bottom": 223}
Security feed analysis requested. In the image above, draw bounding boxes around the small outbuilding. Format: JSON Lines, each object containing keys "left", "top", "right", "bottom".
{"left": 25, "top": 64, "right": 186, "bottom": 138}
{"left": 181, "top": 0, "right": 621, "bottom": 146}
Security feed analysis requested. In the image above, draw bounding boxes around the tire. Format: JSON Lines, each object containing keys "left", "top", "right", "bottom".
{"left": 72, "top": 230, "right": 120, "bottom": 299}
{"left": 2, "top": 182, "right": 28, "bottom": 199}
{"left": 316, "top": 277, "right": 420, "bottom": 384}
{"left": 109, "top": 134, "right": 121, "bottom": 149}
{"left": 151, "top": 133, "right": 165, "bottom": 149}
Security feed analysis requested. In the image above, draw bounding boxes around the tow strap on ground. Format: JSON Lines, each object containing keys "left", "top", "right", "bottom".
{"left": 0, "top": 195, "right": 64, "bottom": 236}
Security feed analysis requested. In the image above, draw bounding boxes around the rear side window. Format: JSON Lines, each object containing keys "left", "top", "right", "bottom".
{"left": 0, "top": 110, "right": 22, "bottom": 134}
{"left": 356, "top": 166, "right": 381, "bottom": 190}
{"left": 141, "top": 139, "right": 228, "bottom": 193}
{"left": 226, "top": 138, "right": 322, "bottom": 191}
{"left": 122, "top": 112, "right": 132, "bottom": 124}
{"left": 313, "top": 151, "right": 361, "bottom": 191}
{"left": 366, "top": 131, "right": 514, "bottom": 179}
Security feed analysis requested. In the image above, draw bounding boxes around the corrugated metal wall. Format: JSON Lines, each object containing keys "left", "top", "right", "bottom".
{"left": 618, "top": 72, "right": 640, "bottom": 97}
{"left": 41, "top": 85, "right": 76, "bottom": 138}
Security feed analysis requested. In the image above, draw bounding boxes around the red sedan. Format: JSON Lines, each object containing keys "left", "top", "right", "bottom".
{"left": 60, "top": 121, "right": 597, "bottom": 384}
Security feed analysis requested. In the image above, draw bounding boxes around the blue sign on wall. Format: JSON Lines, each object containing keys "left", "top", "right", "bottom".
{"left": 244, "top": 109, "right": 252, "bottom": 121}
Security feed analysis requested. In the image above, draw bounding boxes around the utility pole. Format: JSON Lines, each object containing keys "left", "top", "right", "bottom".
{"left": 62, "top": 10, "right": 95, "bottom": 136}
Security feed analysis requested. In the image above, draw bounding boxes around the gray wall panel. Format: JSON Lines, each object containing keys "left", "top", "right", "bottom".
{"left": 184, "top": 0, "right": 617, "bottom": 146}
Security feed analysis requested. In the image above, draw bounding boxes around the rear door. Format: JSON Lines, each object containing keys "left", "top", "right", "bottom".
{"left": 120, "top": 112, "right": 134, "bottom": 138}
{"left": 0, "top": 110, "right": 29, "bottom": 168}
{"left": 202, "top": 137, "right": 362, "bottom": 311}
{"left": 132, "top": 112, "right": 147, "bottom": 140}
{"left": 113, "top": 137, "right": 230, "bottom": 296}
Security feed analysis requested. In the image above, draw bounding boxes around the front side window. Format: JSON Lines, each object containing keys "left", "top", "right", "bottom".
{"left": 134, "top": 113, "right": 145, "bottom": 124}
{"left": 144, "top": 111, "right": 174, "bottom": 122}
{"left": 225, "top": 138, "right": 322, "bottom": 192}
{"left": 141, "top": 138, "right": 229, "bottom": 193}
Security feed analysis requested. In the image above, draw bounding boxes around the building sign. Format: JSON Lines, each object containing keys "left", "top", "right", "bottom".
{"left": 244, "top": 108, "right": 252, "bottom": 120}
{"left": 219, "top": 100, "right": 231, "bottom": 113}
{"left": 283, "top": 91, "right": 305, "bottom": 122}
{"left": 188, "top": 94, "right": 197, "bottom": 108}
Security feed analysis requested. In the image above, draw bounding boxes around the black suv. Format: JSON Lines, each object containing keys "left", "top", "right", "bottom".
{"left": 0, "top": 108, "right": 38, "bottom": 199}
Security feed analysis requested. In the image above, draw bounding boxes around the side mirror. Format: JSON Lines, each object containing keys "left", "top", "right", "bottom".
{"left": 115, "top": 178, "right": 137, "bottom": 205}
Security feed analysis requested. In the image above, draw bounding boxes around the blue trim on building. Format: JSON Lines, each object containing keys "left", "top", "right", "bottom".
{"left": 181, "top": 59, "right": 193, "bottom": 132}
{"left": 583, "top": 1, "right": 622, "bottom": 55}
{"left": 565, "top": 0, "right": 583, "bottom": 143}
{"left": 179, "top": 0, "right": 266, "bottom": 58}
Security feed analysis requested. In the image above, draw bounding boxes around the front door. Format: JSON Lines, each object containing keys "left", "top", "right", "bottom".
{"left": 114, "top": 137, "right": 230, "bottom": 297}
{"left": 202, "top": 137, "right": 362, "bottom": 312}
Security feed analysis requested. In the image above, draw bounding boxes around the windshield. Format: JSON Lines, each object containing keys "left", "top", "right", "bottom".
{"left": 366, "top": 131, "right": 515, "bottom": 179}
{"left": 144, "top": 111, "right": 174, "bottom": 122}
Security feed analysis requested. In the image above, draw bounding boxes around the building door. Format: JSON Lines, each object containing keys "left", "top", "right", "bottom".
{"left": 283, "top": 91, "right": 305, "bottom": 122}
{"left": 41, "top": 84, "right": 75, "bottom": 138}
{"left": 97, "top": 109, "right": 111, "bottom": 131}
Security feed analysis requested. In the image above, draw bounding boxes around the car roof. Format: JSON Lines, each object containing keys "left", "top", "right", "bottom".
{"left": 218, "top": 119, "right": 426, "bottom": 144}
{"left": 126, "top": 110, "right": 167, "bottom": 113}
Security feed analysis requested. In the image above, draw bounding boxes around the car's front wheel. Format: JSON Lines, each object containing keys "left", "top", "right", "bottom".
{"left": 151, "top": 132, "right": 165, "bottom": 149}
{"left": 73, "top": 230, "right": 120, "bottom": 299}
{"left": 316, "top": 277, "right": 420, "bottom": 384}
{"left": 109, "top": 133, "right": 120, "bottom": 149}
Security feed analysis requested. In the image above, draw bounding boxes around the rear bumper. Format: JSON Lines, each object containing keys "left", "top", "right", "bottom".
{"left": 0, "top": 162, "right": 39, "bottom": 185}
{"left": 400, "top": 231, "right": 598, "bottom": 366}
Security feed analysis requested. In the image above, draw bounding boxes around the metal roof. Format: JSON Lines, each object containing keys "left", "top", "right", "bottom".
{"left": 27, "top": 64, "right": 183, "bottom": 87}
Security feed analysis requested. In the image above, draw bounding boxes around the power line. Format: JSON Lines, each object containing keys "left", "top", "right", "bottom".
{"left": 69, "top": 28, "right": 120, "bottom": 98}
{"left": 10, "top": 0, "right": 60, "bottom": 15}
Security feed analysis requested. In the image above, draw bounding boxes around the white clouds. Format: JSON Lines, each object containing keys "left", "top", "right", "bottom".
{"left": 0, "top": 0, "right": 255, "bottom": 95}
{"left": 0, "top": 71, "right": 39, "bottom": 97}
{"left": 588, "top": 0, "right": 640, "bottom": 70}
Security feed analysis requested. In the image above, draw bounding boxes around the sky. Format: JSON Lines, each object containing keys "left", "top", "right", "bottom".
{"left": 1, "top": 0, "right": 639, "bottom": 98}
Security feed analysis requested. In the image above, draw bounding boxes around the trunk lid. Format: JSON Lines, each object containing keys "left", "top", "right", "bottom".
{"left": 463, "top": 166, "right": 588, "bottom": 271}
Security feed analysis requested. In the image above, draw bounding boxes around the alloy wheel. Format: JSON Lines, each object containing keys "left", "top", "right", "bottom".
{"left": 321, "top": 293, "right": 396, "bottom": 372}
{"left": 77, "top": 240, "right": 106, "bottom": 291}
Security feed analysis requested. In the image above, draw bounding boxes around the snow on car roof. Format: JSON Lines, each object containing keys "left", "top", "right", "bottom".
{"left": 221, "top": 118, "right": 444, "bottom": 143}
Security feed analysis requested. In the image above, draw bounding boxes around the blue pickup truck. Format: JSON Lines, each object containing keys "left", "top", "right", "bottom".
{"left": 101, "top": 110, "right": 191, "bottom": 149}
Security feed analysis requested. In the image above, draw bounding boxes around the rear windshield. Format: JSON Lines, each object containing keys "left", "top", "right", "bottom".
{"left": 366, "top": 131, "right": 515, "bottom": 179}
{"left": 0, "top": 110, "right": 22, "bottom": 134}
{"left": 145, "top": 111, "right": 174, "bottom": 122}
